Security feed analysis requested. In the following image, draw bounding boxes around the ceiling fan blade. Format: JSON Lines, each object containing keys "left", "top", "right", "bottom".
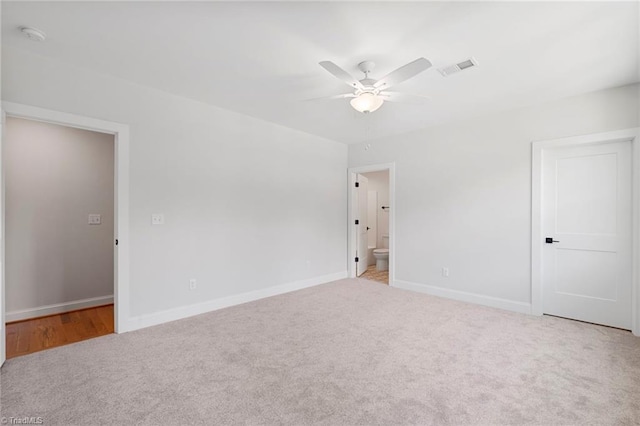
{"left": 319, "top": 61, "right": 364, "bottom": 90}
{"left": 378, "top": 91, "right": 430, "bottom": 104}
{"left": 373, "top": 58, "right": 432, "bottom": 90}
{"left": 304, "top": 93, "right": 357, "bottom": 102}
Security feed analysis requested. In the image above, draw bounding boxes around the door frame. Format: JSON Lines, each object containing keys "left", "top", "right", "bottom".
{"left": 1, "top": 102, "right": 130, "bottom": 365}
{"left": 531, "top": 128, "right": 640, "bottom": 336}
{"left": 348, "top": 163, "right": 395, "bottom": 284}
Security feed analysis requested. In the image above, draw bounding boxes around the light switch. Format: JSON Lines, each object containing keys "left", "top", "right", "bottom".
{"left": 151, "top": 213, "right": 164, "bottom": 225}
{"left": 88, "top": 214, "right": 101, "bottom": 225}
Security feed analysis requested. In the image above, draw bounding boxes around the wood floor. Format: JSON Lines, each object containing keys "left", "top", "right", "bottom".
{"left": 5, "top": 304, "right": 114, "bottom": 359}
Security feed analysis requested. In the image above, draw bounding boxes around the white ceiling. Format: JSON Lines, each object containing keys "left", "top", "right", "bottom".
{"left": 2, "top": 1, "right": 638, "bottom": 144}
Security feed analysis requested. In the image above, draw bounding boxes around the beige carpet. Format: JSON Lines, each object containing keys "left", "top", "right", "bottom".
{"left": 2, "top": 278, "right": 639, "bottom": 425}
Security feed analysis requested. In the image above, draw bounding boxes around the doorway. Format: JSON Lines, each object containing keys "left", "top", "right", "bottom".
{"left": 5, "top": 117, "right": 115, "bottom": 358}
{"left": 348, "top": 163, "right": 395, "bottom": 285}
{"left": 531, "top": 128, "right": 640, "bottom": 335}
{"left": 357, "top": 170, "right": 390, "bottom": 284}
{"left": 0, "top": 102, "right": 130, "bottom": 366}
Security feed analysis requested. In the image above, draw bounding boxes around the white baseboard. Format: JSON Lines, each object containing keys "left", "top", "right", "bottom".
{"left": 122, "top": 271, "right": 348, "bottom": 333}
{"left": 392, "top": 279, "right": 532, "bottom": 315}
{"left": 6, "top": 295, "right": 114, "bottom": 322}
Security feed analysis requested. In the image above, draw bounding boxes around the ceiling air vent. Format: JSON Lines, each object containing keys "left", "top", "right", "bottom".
{"left": 438, "top": 57, "right": 478, "bottom": 77}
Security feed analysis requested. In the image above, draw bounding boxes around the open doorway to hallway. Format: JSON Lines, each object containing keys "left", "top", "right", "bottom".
{"left": 4, "top": 117, "right": 115, "bottom": 358}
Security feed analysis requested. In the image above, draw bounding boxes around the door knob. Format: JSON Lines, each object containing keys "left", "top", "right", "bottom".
{"left": 545, "top": 237, "right": 560, "bottom": 244}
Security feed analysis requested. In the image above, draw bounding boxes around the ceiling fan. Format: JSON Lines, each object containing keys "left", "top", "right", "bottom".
{"left": 317, "top": 58, "right": 432, "bottom": 113}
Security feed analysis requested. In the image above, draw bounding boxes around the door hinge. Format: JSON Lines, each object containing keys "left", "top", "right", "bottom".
{"left": 355, "top": 257, "right": 359, "bottom": 263}
{"left": 115, "top": 239, "right": 119, "bottom": 246}
{"left": 355, "top": 182, "right": 360, "bottom": 188}
{"left": 355, "top": 219, "right": 359, "bottom": 225}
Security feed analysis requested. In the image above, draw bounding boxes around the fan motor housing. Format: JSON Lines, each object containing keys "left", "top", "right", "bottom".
{"left": 359, "top": 78, "right": 377, "bottom": 87}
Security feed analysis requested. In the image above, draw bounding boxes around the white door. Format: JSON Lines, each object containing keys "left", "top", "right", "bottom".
{"left": 356, "top": 174, "right": 369, "bottom": 276}
{"left": 542, "top": 141, "right": 632, "bottom": 329}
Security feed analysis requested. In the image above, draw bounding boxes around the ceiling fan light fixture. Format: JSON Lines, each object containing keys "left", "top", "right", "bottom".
{"left": 350, "top": 92, "right": 384, "bottom": 113}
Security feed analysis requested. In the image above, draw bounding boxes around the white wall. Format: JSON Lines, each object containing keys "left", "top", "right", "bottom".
{"left": 350, "top": 84, "right": 640, "bottom": 308}
{"left": 1, "top": 5, "right": 5, "bottom": 365}
{"left": 362, "top": 170, "right": 389, "bottom": 249}
{"left": 2, "top": 47, "right": 347, "bottom": 322}
{"left": 5, "top": 117, "right": 114, "bottom": 317}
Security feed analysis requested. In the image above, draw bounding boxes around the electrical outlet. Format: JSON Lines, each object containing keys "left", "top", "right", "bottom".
{"left": 442, "top": 267, "right": 449, "bottom": 278}
{"left": 189, "top": 279, "right": 197, "bottom": 290}
{"left": 151, "top": 213, "right": 165, "bottom": 225}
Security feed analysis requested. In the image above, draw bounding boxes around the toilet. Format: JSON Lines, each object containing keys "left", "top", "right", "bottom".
{"left": 373, "top": 235, "right": 389, "bottom": 271}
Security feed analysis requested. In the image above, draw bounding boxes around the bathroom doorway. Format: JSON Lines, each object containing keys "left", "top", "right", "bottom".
{"left": 348, "top": 163, "right": 395, "bottom": 286}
